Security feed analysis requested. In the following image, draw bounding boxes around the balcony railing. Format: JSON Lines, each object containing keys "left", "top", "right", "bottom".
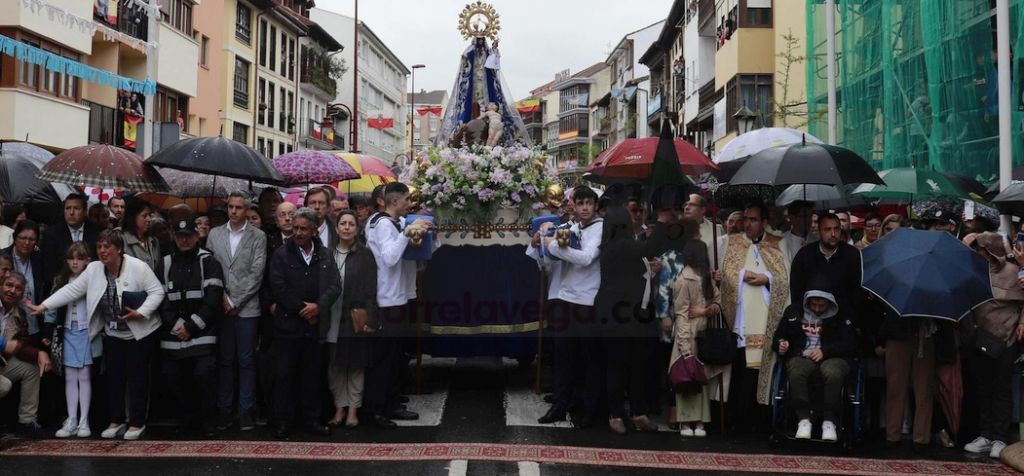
{"left": 299, "top": 117, "right": 343, "bottom": 148}
{"left": 118, "top": 8, "right": 149, "bottom": 42}
{"left": 84, "top": 100, "right": 121, "bottom": 147}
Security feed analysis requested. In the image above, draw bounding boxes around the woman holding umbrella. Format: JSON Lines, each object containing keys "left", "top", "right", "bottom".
{"left": 962, "top": 232, "right": 1024, "bottom": 459}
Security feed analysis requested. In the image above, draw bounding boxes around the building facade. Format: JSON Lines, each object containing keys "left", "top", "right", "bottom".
{"left": 548, "top": 63, "right": 610, "bottom": 173}
{"left": 407, "top": 89, "right": 448, "bottom": 153}
{"left": 252, "top": 5, "right": 306, "bottom": 158}
{"left": 310, "top": 8, "right": 409, "bottom": 167}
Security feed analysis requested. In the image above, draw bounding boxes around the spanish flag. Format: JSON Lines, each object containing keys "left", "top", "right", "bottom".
{"left": 124, "top": 115, "right": 142, "bottom": 150}
{"left": 515, "top": 99, "right": 540, "bottom": 113}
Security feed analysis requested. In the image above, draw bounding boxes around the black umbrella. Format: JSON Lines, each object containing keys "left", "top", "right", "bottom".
{"left": 939, "top": 172, "right": 987, "bottom": 197}
{"left": 0, "top": 150, "right": 72, "bottom": 204}
{"left": 992, "top": 182, "right": 1024, "bottom": 218}
{"left": 729, "top": 142, "right": 884, "bottom": 187}
{"left": 145, "top": 136, "right": 285, "bottom": 185}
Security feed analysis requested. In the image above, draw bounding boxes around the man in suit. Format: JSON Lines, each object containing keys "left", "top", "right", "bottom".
{"left": 207, "top": 191, "right": 267, "bottom": 432}
{"left": 304, "top": 187, "right": 338, "bottom": 250}
{"left": 255, "top": 201, "right": 295, "bottom": 424}
{"left": 40, "top": 193, "right": 100, "bottom": 276}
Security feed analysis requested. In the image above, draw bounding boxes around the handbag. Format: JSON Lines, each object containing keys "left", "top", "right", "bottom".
{"left": 669, "top": 355, "right": 707, "bottom": 395}
{"left": 696, "top": 312, "right": 738, "bottom": 365}
{"left": 973, "top": 327, "right": 1006, "bottom": 359}
{"left": 50, "top": 324, "right": 64, "bottom": 378}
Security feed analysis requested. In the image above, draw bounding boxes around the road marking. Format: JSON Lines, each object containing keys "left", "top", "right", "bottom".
{"left": 518, "top": 461, "right": 540, "bottom": 476}
{"left": 447, "top": 459, "right": 468, "bottom": 476}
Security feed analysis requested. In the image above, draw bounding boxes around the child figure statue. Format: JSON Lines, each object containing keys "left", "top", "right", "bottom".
{"left": 477, "top": 102, "right": 504, "bottom": 148}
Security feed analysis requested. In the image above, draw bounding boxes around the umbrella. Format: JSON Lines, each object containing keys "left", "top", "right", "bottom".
{"left": 36, "top": 144, "right": 169, "bottom": 193}
{"left": 729, "top": 142, "right": 884, "bottom": 187}
{"left": 333, "top": 153, "right": 397, "bottom": 194}
{"left": 0, "top": 142, "right": 57, "bottom": 169}
{"left": 282, "top": 184, "right": 343, "bottom": 206}
{"left": 861, "top": 227, "right": 993, "bottom": 321}
{"left": 584, "top": 136, "right": 719, "bottom": 180}
{"left": 145, "top": 136, "right": 284, "bottom": 185}
{"left": 715, "top": 127, "right": 825, "bottom": 165}
{"left": 992, "top": 182, "right": 1024, "bottom": 218}
{"left": 136, "top": 168, "right": 250, "bottom": 213}
{"left": 939, "top": 172, "right": 987, "bottom": 197}
{"left": 852, "top": 168, "right": 971, "bottom": 202}
{"left": 935, "top": 353, "right": 963, "bottom": 438}
{"left": 775, "top": 184, "right": 871, "bottom": 211}
{"left": 272, "top": 150, "right": 360, "bottom": 186}
{"left": 0, "top": 150, "right": 67, "bottom": 204}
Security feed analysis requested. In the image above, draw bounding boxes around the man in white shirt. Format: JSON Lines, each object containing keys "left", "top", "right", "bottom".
{"left": 365, "top": 182, "right": 433, "bottom": 429}
{"left": 207, "top": 191, "right": 267, "bottom": 432}
{"left": 304, "top": 187, "right": 338, "bottom": 250}
{"left": 780, "top": 201, "right": 818, "bottom": 266}
{"left": 684, "top": 193, "right": 725, "bottom": 269}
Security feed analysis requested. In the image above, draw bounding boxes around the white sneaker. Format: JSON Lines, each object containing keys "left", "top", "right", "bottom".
{"left": 693, "top": 427, "right": 707, "bottom": 438}
{"left": 679, "top": 427, "right": 695, "bottom": 437}
{"left": 101, "top": 423, "right": 126, "bottom": 439}
{"left": 123, "top": 426, "right": 145, "bottom": 440}
{"left": 990, "top": 440, "right": 1007, "bottom": 459}
{"left": 77, "top": 419, "right": 91, "bottom": 438}
{"left": 964, "top": 436, "right": 993, "bottom": 454}
{"left": 55, "top": 417, "right": 78, "bottom": 438}
{"left": 796, "top": 419, "right": 812, "bottom": 439}
{"left": 822, "top": 421, "right": 838, "bottom": 441}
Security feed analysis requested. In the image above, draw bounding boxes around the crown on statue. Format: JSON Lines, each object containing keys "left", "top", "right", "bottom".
{"left": 458, "top": 1, "right": 501, "bottom": 43}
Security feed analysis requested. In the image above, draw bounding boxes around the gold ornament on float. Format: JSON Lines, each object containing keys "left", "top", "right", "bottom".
{"left": 408, "top": 185, "right": 423, "bottom": 213}
{"left": 458, "top": 1, "right": 501, "bottom": 43}
{"left": 543, "top": 183, "right": 564, "bottom": 211}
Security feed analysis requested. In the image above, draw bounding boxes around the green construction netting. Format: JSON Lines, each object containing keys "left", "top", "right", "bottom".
{"left": 806, "top": 0, "right": 1024, "bottom": 185}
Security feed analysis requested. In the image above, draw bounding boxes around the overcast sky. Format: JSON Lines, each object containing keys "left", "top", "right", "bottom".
{"left": 316, "top": 0, "right": 670, "bottom": 99}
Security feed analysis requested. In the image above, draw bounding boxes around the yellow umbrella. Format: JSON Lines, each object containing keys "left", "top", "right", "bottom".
{"left": 331, "top": 153, "right": 397, "bottom": 194}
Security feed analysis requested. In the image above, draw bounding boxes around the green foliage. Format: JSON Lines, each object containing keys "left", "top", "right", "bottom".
{"left": 770, "top": 30, "right": 825, "bottom": 128}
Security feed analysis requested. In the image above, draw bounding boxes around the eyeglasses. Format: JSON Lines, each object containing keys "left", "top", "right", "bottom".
{"left": 16, "top": 236, "right": 37, "bottom": 243}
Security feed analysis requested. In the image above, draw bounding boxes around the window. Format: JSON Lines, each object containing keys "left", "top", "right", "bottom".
{"left": 278, "top": 142, "right": 285, "bottom": 156}
{"left": 159, "top": 0, "right": 193, "bottom": 36}
{"left": 259, "top": 20, "right": 267, "bottom": 66}
{"left": 268, "top": 83, "right": 275, "bottom": 128}
{"left": 429, "top": 118, "right": 438, "bottom": 132}
{"left": 269, "top": 26, "right": 277, "bottom": 72}
{"left": 266, "top": 139, "right": 274, "bottom": 158}
{"left": 235, "top": 3, "right": 251, "bottom": 44}
{"left": 257, "top": 78, "right": 266, "bottom": 125}
{"left": 279, "top": 86, "right": 286, "bottom": 132}
{"left": 280, "top": 31, "right": 287, "bottom": 74}
{"left": 1, "top": 33, "right": 80, "bottom": 102}
{"left": 232, "top": 122, "right": 249, "bottom": 144}
{"left": 257, "top": 137, "right": 265, "bottom": 155}
{"left": 413, "top": 131, "right": 421, "bottom": 142}
{"left": 233, "top": 57, "right": 250, "bottom": 109}
{"left": 200, "top": 35, "right": 209, "bottom": 67}
{"left": 726, "top": 74, "right": 773, "bottom": 132}
{"left": 413, "top": 118, "right": 421, "bottom": 129}
{"left": 286, "top": 144, "right": 293, "bottom": 154}
{"left": 288, "top": 38, "right": 295, "bottom": 81}
{"left": 741, "top": 0, "right": 771, "bottom": 27}
{"left": 287, "top": 91, "right": 294, "bottom": 131}
{"left": 154, "top": 88, "right": 189, "bottom": 132}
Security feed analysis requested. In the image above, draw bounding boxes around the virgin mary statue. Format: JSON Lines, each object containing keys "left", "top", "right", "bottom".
{"left": 435, "top": 36, "right": 530, "bottom": 147}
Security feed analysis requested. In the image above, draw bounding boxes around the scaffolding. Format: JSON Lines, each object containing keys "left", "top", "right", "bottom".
{"left": 806, "top": 0, "right": 1024, "bottom": 183}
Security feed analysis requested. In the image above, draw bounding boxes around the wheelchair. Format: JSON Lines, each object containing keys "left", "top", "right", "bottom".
{"left": 768, "top": 356, "right": 866, "bottom": 450}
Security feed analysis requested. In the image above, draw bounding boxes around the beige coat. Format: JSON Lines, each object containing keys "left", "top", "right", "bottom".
{"left": 973, "top": 257, "right": 1024, "bottom": 346}
{"left": 670, "top": 267, "right": 721, "bottom": 364}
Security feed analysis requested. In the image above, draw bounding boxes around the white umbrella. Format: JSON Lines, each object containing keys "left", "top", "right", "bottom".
{"left": 715, "top": 127, "right": 824, "bottom": 164}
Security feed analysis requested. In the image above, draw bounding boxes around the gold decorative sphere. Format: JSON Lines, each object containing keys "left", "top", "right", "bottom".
{"left": 543, "top": 183, "right": 564, "bottom": 211}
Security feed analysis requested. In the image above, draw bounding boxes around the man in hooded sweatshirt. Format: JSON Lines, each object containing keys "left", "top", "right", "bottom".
{"left": 773, "top": 276, "right": 857, "bottom": 441}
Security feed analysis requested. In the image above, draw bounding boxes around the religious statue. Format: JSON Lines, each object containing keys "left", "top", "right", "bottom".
{"left": 477, "top": 102, "right": 504, "bottom": 148}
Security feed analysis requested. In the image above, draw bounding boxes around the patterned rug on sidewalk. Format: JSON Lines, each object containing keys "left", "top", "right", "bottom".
{"left": 1, "top": 439, "right": 1014, "bottom": 475}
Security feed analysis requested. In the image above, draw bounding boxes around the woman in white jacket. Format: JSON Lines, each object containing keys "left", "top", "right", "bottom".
{"left": 27, "top": 230, "right": 165, "bottom": 440}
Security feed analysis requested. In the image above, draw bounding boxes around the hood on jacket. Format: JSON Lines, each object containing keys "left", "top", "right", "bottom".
{"left": 802, "top": 289, "right": 839, "bottom": 320}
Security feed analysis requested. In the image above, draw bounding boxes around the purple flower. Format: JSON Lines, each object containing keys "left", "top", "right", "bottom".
{"left": 511, "top": 192, "right": 521, "bottom": 203}
{"left": 524, "top": 184, "right": 536, "bottom": 196}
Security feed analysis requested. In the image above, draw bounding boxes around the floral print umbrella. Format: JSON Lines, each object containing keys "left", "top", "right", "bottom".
{"left": 271, "top": 150, "right": 360, "bottom": 186}
{"left": 36, "top": 144, "right": 169, "bottom": 193}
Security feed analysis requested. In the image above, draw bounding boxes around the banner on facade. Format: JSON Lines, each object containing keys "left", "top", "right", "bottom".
{"left": 312, "top": 121, "right": 322, "bottom": 140}
{"left": 368, "top": 114, "right": 394, "bottom": 129}
{"left": 124, "top": 115, "right": 142, "bottom": 149}
{"left": 713, "top": 98, "right": 727, "bottom": 141}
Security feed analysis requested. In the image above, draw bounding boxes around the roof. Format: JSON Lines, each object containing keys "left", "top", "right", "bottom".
{"left": 605, "top": 20, "right": 667, "bottom": 64}
{"left": 573, "top": 62, "right": 609, "bottom": 79}
{"left": 641, "top": 0, "right": 687, "bottom": 66}
{"left": 529, "top": 80, "right": 555, "bottom": 99}
{"left": 626, "top": 75, "right": 650, "bottom": 87}
{"left": 275, "top": 4, "right": 343, "bottom": 50}
{"left": 408, "top": 90, "right": 447, "bottom": 105}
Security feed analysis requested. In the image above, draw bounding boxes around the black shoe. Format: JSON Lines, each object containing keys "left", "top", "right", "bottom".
{"left": 367, "top": 415, "right": 398, "bottom": 429}
{"left": 273, "top": 421, "right": 288, "bottom": 439}
{"left": 216, "top": 414, "right": 232, "bottom": 431}
{"left": 202, "top": 422, "right": 217, "bottom": 438}
{"left": 238, "top": 413, "right": 255, "bottom": 432}
{"left": 18, "top": 421, "right": 47, "bottom": 439}
{"left": 543, "top": 394, "right": 554, "bottom": 404}
{"left": 386, "top": 408, "right": 419, "bottom": 420}
{"left": 538, "top": 407, "right": 566, "bottom": 424}
{"left": 308, "top": 422, "right": 331, "bottom": 436}
{"left": 397, "top": 396, "right": 410, "bottom": 404}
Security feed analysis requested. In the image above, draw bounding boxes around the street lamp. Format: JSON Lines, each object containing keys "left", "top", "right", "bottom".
{"left": 733, "top": 103, "right": 758, "bottom": 135}
{"left": 409, "top": 64, "right": 426, "bottom": 167}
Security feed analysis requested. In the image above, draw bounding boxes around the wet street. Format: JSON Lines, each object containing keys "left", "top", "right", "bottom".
{"left": 0, "top": 357, "right": 1011, "bottom": 476}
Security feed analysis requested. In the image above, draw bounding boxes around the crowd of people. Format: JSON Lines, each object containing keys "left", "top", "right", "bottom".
{"left": 528, "top": 184, "right": 1020, "bottom": 460}
{"left": 0, "top": 182, "right": 1020, "bottom": 461}
{"left": 0, "top": 183, "right": 434, "bottom": 440}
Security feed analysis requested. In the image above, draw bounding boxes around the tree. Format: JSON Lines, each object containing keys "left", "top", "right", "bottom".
{"left": 306, "top": 44, "right": 349, "bottom": 98}
{"left": 769, "top": 30, "right": 825, "bottom": 128}
{"left": 578, "top": 144, "right": 605, "bottom": 167}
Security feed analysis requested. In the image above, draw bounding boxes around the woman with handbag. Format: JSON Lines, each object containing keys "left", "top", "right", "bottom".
{"left": 324, "top": 210, "right": 377, "bottom": 429}
{"left": 963, "top": 232, "right": 1024, "bottom": 459}
{"left": 670, "top": 240, "right": 721, "bottom": 438}
{"left": 27, "top": 230, "right": 166, "bottom": 441}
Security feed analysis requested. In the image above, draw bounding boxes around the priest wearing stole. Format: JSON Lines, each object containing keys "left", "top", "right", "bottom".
{"left": 716, "top": 200, "right": 789, "bottom": 431}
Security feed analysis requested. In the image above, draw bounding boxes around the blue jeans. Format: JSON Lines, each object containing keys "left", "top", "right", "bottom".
{"left": 218, "top": 315, "right": 258, "bottom": 416}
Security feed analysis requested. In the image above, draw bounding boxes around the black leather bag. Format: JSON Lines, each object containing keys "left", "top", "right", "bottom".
{"left": 696, "top": 312, "right": 737, "bottom": 365}
{"left": 973, "top": 328, "right": 1006, "bottom": 360}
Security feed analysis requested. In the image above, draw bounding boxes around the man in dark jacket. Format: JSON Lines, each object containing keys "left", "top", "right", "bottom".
{"left": 789, "top": 213, "right": 864, "bottom": 322}
{"left": 773, "top": 277, "right": 856, "bottom": 442}
{"left": 159, "top": 219, "right": 225, "bottom": 437}
{"left": 269, "top": 207, "right": 341, "bottom": 438}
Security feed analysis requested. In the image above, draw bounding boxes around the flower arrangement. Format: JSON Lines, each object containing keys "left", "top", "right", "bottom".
{"left": 400, "top": 144, "right": 560, "bottom": 224}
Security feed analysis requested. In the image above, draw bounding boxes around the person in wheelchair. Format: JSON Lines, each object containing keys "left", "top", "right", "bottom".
{"left": 773, "top": 277, "right": 857, "bottom": 441}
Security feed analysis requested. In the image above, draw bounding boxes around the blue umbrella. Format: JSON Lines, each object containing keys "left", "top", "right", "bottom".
{"left": 861, "top": 228, "right": 992, "bottom": 321}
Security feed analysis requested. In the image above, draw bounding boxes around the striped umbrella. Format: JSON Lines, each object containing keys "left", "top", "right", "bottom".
{"left": 333, "top": 153, "right": 397, "bottom": 193}
{"left": 36, "top": 144, "right": 169, "bottom": 193}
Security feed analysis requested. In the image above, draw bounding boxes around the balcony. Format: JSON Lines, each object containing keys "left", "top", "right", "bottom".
{"left": 85, "top": 100, "right": 120, "bottom": 146}
{"left": 117, "top": 8, "right": 149, "bottom": 42}
{"left": 698, "top": 0, "right": 715, "bottom": 37}
{"left": 298, "top": 116, "right": 343, "bottom": 150}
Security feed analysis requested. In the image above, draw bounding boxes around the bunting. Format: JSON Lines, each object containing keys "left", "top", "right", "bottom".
{"left": 22, "top": 0, "right": 158, "bottom": 53}
{"left": 0, "top": 33, "right": 157, "bottom": 95}
{"left": 417, "top": 107, "right": 442, "bottom": 116}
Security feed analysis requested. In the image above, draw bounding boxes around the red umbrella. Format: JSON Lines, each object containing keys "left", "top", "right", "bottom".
{"left": 585, "top": 137, "right": 719, "bottom": 179}
{"left": 36, "top": 144, "right": 169, "bottom": 193}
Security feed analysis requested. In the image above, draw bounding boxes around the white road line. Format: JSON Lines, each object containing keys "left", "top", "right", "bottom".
{"left": 518, "top": 461, "right": 541, "bottom": 476}
{"left": 448, "top": 459, "right": 468, "bottom": 476}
